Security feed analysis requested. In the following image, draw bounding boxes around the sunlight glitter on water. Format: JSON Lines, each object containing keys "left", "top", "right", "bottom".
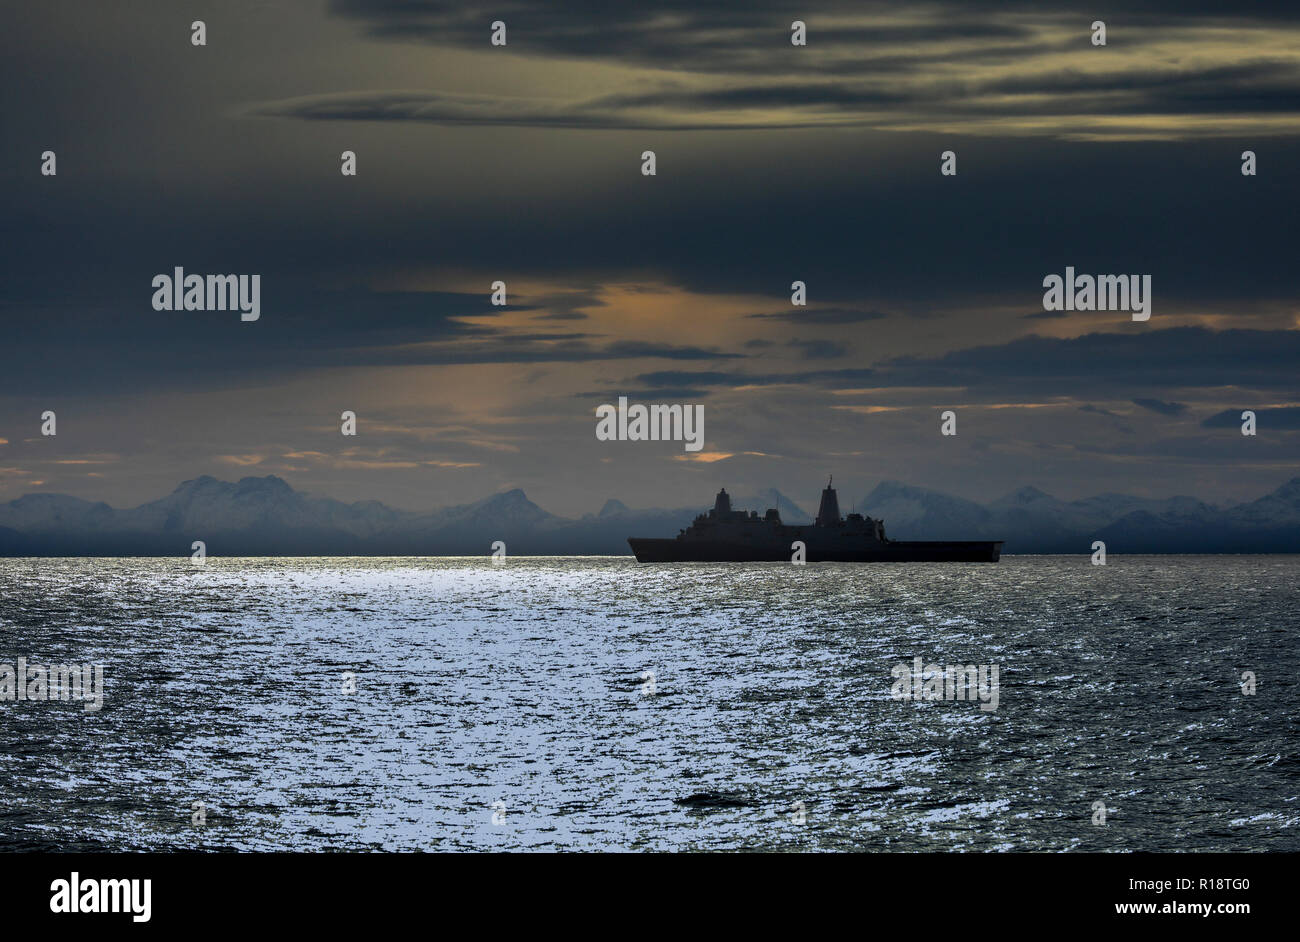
{"left": 1, "top": 555, "right": 1296, "bottom": 851}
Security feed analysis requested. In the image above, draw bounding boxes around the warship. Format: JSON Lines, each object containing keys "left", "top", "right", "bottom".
{"left": 628, "top": 479, "right": 1002, "bottom": 562}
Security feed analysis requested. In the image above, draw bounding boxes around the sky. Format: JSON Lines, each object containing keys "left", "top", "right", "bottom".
{"left": 2, "top": 0, "right": 1298, "bottom": 516}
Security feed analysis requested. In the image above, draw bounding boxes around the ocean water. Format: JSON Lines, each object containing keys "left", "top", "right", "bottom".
{"left": 0, "top": 556, "right": 1296, "bottom": 852}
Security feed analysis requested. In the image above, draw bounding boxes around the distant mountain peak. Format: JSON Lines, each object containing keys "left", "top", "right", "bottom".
{"left": 7, "top": 492, "right": 107, "bottom": 509}
{"left": 993, "top": 485, "right": 1057, "bottom": 506}
{"left": 599, "top": 499, "right": 630, "bottom": 518}
{"left": 4, "top": 473, "right": 1299, "bottom": 556}
{"left": 479, "top": 488, "right": 532, "bottom": 507}
{"left": 865, "top": 479, "right": 935, "bottom": 499}
{"left": 732, "top": 488, "right": 811, "bottom": 523}
{"left": 235, "top": 474, "right": 293, "bottom": 494}
{"left": 174, "top": 474, "right": 221, "bottom": 492}
{"left": 1269, "top": 477, "right": 1300, "bottom": 503}
{"left": 451, "top": 488, "right": 551, "bottom": 524}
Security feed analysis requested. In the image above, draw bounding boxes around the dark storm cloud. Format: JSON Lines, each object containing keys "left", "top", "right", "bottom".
{"left": 874, "top": 329, "right": 1300, "bottom": 394}
{"left": 328, "top": 0, "right": 1038, "bottom": 72}
{"left": 1203, "top": 407, "right": 1300, "bottom": 429}
{"left": 295, "top": 1, "right": 1300, "bottom": 135}
{"left": 3, "top": 0, "right": 1299, "bottom": 512}
{"left": 328, "top": 0, "right": 1300, "bottom": 64}
{"left": 246, "top": 91, "right": 717, "bottom": 131}
{"left": 0, "top": 283, "right": 742, "bottom": 395}
{"left": 750, "top": 308, "right": 888, "bottom": 325}
{"left": 636, "top": 371, "right": 752, "bottom": 389}
{"left": 601, "top": 341, "right": 741, "bottom": 362}
{"left": 1132, "top": 398, "right": 1188, "bottom": 415}
{"left": 574, "top": 389, "right": 713, "bottom": 401}
{"left": 787, "top": 338, "right": 849, "bottom": 360}
{"left": 2, "top": 284, "right": 500, "bottom": 352}
{"left": 589, "top": 60, "right": 1300, "bottom": 116}
{"left": 515, "top": 288, "right": 607, "bottom": 321}
{"left": 630, "top": 329, "right": 1300, "bottom": 399}
{"left": 10, "top": 40, "right": 1299, "bottom": 316}
{"left": 633, "top": 368, "right": 876, "bottom": 390}
{"left": 249, "top": 63, "right": 1300, "bottom": 131}
{"left": 248, "top": 88, "right": 886, "bottom": 132}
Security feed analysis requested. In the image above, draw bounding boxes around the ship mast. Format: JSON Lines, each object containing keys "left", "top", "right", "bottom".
{"left": 815, "top": 475, "right": 841, "bottom": 527}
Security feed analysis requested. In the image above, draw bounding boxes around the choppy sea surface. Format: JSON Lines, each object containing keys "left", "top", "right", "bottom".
{"left": 0, "top": 556, "right": 1296, "bottom": 852}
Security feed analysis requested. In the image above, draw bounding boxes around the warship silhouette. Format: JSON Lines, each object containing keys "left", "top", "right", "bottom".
{"left": 628, "top": 478, "right": 1002, "bottom": 562}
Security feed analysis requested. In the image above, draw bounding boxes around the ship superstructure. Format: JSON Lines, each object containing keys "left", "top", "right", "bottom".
{"left": 628, "top": 479, "right": 1001, "bottom": 562}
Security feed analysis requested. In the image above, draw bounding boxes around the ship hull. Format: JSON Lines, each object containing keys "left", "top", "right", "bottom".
{"left": 627, "top": 538, "right": 1002, "bottom": 563}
